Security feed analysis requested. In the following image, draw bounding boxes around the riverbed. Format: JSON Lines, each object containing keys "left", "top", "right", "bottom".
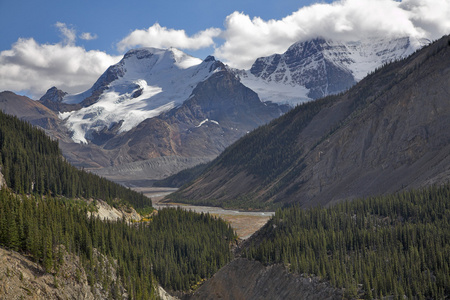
{"left": 133, "top": 187, "right": 274, "bottom": 239}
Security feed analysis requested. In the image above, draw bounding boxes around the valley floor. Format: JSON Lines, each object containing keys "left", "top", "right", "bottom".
{"left": 135, "top": 187, "right": 273, "bottom": 239}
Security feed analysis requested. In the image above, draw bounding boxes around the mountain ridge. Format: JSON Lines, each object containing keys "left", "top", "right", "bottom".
{"left": 238, "top": 36, "right": 428, "bottom": 105}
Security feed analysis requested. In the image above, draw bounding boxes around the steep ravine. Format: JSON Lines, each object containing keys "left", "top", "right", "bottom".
{"left": 181, "top": 216, "right": 342, "bottom": 300}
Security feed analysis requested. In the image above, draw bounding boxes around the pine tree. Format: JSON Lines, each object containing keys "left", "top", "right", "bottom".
{"left": 43, "top": 230, "right": 54, "bottom": 273}
{"left": 6, "top": 204, "right": 20, "bottom": 251}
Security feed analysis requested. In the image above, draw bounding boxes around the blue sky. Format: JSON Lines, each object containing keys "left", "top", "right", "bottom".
{"left": 0, "top": 0, "right": 318, "bottom": 59}
{"left": 1, "top": 0, "right": 449, "bottom": 98}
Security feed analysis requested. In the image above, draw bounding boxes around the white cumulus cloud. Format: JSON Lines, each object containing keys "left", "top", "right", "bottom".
{"left": 0, "top": 22, "right": 120, "bottom": 98}
{"left": 0, "top": 38, "right": 120, "bottom": 99}
{"left": 117, "top": 23, "right": 221, "bottom": 52}
{"left": 214, "top": 0, "right": 450, "bottom": 68}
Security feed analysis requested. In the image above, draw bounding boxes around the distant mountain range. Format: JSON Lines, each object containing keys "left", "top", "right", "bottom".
{"left": 237, "top": 36, "right": 428, "bottom": 104}
{"left": 170, "top": 34, "right": 450, "bottom": 209}
{"left": 0, "top": 35, "right": 429, "bottom": 185}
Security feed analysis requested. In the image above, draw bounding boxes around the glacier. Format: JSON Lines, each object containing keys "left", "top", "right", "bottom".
{"left": 59, "top": 48, "right": 221, "bottom": 144}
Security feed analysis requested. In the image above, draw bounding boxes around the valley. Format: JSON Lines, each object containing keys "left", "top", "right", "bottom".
{"left": 0, "top": 20, "right": 449, "bottom": 299}
{"left": 1, "top": 35, "right": 423, "bottom": 187}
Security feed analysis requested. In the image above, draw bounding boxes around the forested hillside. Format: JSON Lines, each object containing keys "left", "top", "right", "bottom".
{"left": 243, "top": 184, "right": 450, "bottom": 299}
{"left": 0, "top": 110, "right": 151, "bottom": 210}
{"left": 0, "top": 111, "right": 237, "bottom": 299}
{"left": 0, "top": 190, "right": 236, "bottom": 298}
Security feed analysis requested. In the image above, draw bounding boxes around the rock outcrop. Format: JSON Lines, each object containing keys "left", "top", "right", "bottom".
{"left": 39, "top": 87, "right": 77, "bottom": 112}
{"left": 89, "top": 199, "right": 141, "bottom": 222}
{"left": 0, "top": 246, "right": 126, "bottom": 299}
{"left": 0, "top": 169, "right": 6, "bottom": 189}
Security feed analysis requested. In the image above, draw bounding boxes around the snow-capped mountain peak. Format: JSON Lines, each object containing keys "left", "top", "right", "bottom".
{"left": 238, "top": 36, "right": 429, "bottom": 105}
{"left": 120, "top": 47, "right": 203, "bottom": 74}
{"left": 56, "top": 48, "right": 223, "bottom": 144}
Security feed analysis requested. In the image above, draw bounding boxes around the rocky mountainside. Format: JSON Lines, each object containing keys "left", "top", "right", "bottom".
{"left": 171, "top": 34, "right": 450, "bottom": 209}
{"left": 238, "top": 36, "right": 427, "bottom": 105}
{"left": 186, "top": 258, "right": 341, "bottom": 300}
{"left": 0, "top": 246, "right": 126, "bottom": 300}
{"left": 40, "top": 48, "right": 223, "bottom": 145}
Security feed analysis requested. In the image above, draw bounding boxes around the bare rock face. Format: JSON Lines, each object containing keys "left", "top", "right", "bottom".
{"left": 89, "top": 199, "right": 141, "bottom": 222}
{"left": 187, "top": 258, "right": 341, "bottom": 300}
{"left": 0, "top": 246, "right": 126, "bottom": 300}
{"left": 246, "top": 36, "right": 425, "bottom": 101}
{"left": 158, "top": 286, "right": 180, "bottom": 300}
{"left": 39, "top": 86, "right": 67, "bottom": 103}
{"left": 250, "top": 38, "right": 356, "bottom": 99}
{"left": 0, "top": 169, "right": 6, "bottom": 189}
{"left": 40, "top": 87, "right": 80, "bottom": 113}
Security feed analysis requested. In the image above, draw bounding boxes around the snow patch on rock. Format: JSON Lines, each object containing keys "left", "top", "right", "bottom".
{"left": 195, "top": 119, "right": 220, "bottom": 128}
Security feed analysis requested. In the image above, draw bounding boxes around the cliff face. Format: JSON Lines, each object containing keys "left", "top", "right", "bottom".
{"left": 0, "top": 168, "right": 5, "bottom": 189}
{"left": 187, "top": 258, "right": 341, "bottom": 300}
{"left": 250, "top": 38, "right": 356, "bottom": 99}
